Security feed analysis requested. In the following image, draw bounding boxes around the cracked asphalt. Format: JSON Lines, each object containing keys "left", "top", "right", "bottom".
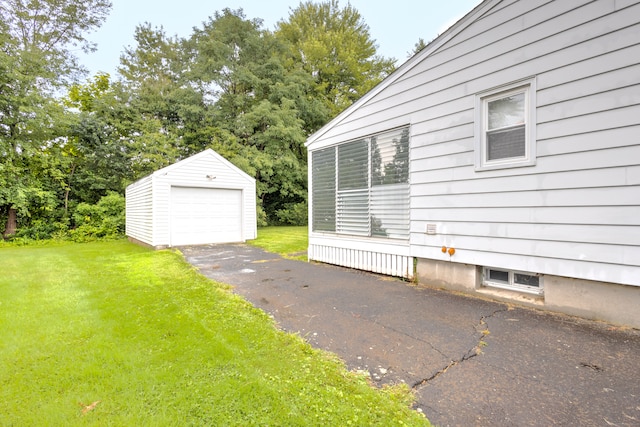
{"left": 180, "top": 243, "right": 640, "bottom": 426}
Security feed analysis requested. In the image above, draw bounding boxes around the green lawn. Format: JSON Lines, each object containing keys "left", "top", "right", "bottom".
{"left": 249, "top": 226, "right": 308, "bottom": 261}
{"left": 0, "top": 240, "right": 428, "bottom": 426}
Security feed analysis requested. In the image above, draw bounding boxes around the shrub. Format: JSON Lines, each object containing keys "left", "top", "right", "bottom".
{"left": 275, "top": 201, "right": 308, "bottom": 226}
{"left": 256, "top": 204, "right": 268, "bottom": 227}
{"left": 14, "top": 219, "right": 61, "bottom": 240}
{"left": 70, "top": 192, "right": 125, "bottom": 242}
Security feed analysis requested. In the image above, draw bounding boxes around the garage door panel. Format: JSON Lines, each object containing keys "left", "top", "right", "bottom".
{"left": 170, "top": 187, "right": 242, "bottom": 246}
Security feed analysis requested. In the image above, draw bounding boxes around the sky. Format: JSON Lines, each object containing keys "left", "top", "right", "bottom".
{"left": 78, "top": 0, "right": 483, "bottom": 78}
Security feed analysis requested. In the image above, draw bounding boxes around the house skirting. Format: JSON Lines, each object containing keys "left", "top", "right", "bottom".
{"left": 309, "top": 244, "right": 413, "bottom": 279}
{"left": 416, "top": 258, "right": 640, "bottom": 329}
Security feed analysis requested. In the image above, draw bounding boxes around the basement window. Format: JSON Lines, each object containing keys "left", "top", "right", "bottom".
{"left": 483, "top": 267, "right": 543, "bottom": 295}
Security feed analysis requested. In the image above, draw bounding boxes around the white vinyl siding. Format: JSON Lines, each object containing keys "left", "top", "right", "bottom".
{"left": 306, "top": 0, "right": 640, "bottom": 287}
{"left": 125, "top": 175, "right": 153, "bottom": 245}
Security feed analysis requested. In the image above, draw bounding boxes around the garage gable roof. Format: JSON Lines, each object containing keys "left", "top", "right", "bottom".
{"left": 305, "top": 0, "right": 493, "bottom": 148}
{"left": 151, "top": 148, "right": 255, "bottom": 184}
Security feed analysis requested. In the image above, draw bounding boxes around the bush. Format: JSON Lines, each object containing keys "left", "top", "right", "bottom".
{"left": 275, "top": 201, "right": 308, "bottom": 226}
{"left": 14, "top": 219, "right": 65, "bottom": 240}
{"left": 70, "top": 192, "right": 125, "bottom": 242}
{"left": 256, "top": 204, "right": 268, "bottom": 228}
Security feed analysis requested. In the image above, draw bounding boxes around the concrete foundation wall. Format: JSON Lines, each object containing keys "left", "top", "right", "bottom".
{"left": 544, "top": 276, "right": 640, "bottom": 329}
{"left": 416, "top": 258, "right": 640, "bottom": 329}
{"left": 416, "top": 258, "right": 479, "bottom": 292}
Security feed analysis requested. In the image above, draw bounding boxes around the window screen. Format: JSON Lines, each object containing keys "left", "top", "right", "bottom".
{"left": 370, "top": 128, "right": 410, "bottom": 239}
{"left": 337, "top": 140, "right": 369, "bottom": 235}
{"left": 311, "top": 126, "right": 410, "bottom": 240}
{"left": 486, "top": 92, "right": 526, "bottom": 161}
{"left": 311, "top": 147, "right": 336, "bottom": 232}
{"left": 338, "top": 140, "right": 368, "bottom": 190}
{"left": 487, "top": 125, "right": 526, "bottom": 160}
{"left": 371, "top": 128, "right": 409, "bottom": 186}
{"left": 337, "top": 188, "right": 370, "bottom": 236}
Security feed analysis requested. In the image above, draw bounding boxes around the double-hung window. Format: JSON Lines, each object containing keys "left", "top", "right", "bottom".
{"left": 475, "top": 78, "right": 536, "bottom": 170}
{"left": 311, "top": 127, "right": 410, "bottom": 240}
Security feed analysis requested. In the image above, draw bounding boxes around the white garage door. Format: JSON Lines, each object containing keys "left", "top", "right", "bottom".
{"left": 170, "top": 187, "right": 243, "bottom": 246}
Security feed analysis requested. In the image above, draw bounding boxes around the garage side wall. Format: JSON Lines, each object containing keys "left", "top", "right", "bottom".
{"left": 152, "top": 153, "right": 257, "bottom": 247}
{"left": 125, "top": 175, "right": 154, "bottom": 246}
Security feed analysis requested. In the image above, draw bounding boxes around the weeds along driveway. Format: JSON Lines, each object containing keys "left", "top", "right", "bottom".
{"left": 181, "top": 243, "right": 640, "bottom": 427}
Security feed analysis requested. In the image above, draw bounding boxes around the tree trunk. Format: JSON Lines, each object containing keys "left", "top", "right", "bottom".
{"left": 3, "top": 208, "right": 17, "bottom": 239}
{"left": 64, "top": 163, "right": 77, "bottom": 215}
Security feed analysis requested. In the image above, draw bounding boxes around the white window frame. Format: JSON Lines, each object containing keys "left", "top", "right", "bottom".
{"left": 474, "top": 78, "right": 537, "bottom": 171}
{"left": 483, "top": 267, "right": 544, "bottom": 295}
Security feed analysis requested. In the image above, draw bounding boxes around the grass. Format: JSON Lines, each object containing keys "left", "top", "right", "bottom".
{"left": 0, "top": 240, "right": 429, "bottom": 426}
{"left": 249, "top": 226, "right": 309, "bottom": 260}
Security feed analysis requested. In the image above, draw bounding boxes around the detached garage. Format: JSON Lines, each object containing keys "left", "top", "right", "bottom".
{"left": 126, "top": 149, "right": 257, "bottom": 249}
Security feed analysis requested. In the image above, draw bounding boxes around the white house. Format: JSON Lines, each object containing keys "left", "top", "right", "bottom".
{"left": 306, "top": 0, "right": 640, "bottom": 327}
{"left": 126, "top": 149, "right": 257, "bottom": 248}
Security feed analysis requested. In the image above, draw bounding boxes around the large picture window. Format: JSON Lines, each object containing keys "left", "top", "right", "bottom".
{"left": 475, "top": 79, "right": 536, "bottom": 171}
{"left": 311, "top": 127, "right": 410, "bottom": 240}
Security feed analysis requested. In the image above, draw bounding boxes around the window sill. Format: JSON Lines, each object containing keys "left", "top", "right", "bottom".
{"left": 475, "top": 158, "right": 536, "bottom": 172}
{"left": 477, "top": 286, "right": 545, "bottom": 305}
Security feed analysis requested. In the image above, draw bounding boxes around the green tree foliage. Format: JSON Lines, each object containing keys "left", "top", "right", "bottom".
{"left": 276, "top": 0, "right": 396, "bottom": 116}
{"left": 70, "top": 191, "right": 125, "bottom": 241}
{"left": 188, "top": 9, "right": 325, "bottom": 225}
{"left": 1, "top": 0, "right": 111, "bottom": 92}
{"left": 1, "top": 0, "right": 397, "bottom": 235}
{"left": 409, "top": 38, "right": 429, "bottom": 57}
{"left": 0, "top": 0, "right": 111, "bottom": 234}
{"left": 60, "top": 73, "right": 129, "bottom": 210}
{"left": 118, "top": 23, "right": 213, "bottom": 177}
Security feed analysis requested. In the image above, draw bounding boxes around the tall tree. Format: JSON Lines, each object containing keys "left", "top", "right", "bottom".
{"left": 1, "top": 0, "right": 111, "bottom": 83}
{"left": 190, "top": 9, "right": 324, "bottom": 224}
{"left": 0, "top": 0, "right": 111, "bottom": 234}
{"left": 62, "top": 73, "right": 131, "bottom": 207}
{"left": 276, "top": 0, "right": 396, "bottom": 116}
{"left": 119, "top": 23, "right": 212, "bottom": 177}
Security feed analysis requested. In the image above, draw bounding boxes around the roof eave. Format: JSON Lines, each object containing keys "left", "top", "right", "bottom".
{"left": 304, "top": 0, "right": 492, "bottom": 148}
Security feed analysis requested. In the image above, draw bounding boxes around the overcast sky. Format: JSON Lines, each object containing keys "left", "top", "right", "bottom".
{"left": 77, "top": 0, "right": 483, "bottom": 78}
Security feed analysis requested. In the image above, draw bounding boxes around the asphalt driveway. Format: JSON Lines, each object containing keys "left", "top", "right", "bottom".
{"left": 180, "top": 243, "right": 640, "bottom": 426}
